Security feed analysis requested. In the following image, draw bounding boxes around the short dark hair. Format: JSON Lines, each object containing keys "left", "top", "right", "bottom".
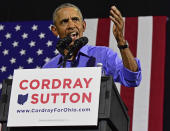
{"left": 52, "top": 3, "right": 83, "bottom": 25}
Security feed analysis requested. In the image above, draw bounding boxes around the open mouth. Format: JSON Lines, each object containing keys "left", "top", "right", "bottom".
{"left": 67, "top": 32, "right": 79, "bottom": 40}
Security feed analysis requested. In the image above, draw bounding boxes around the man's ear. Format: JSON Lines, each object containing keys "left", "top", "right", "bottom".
{"left": 82, "top": 20, "right": 86, "bottom": 32}
{"left": 51, "top": 25, "right": 59, "bottom": 37}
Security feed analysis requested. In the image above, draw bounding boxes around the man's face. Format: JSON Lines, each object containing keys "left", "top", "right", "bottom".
{"left": 53, "top": 7, "right": 86, "bottom": 41}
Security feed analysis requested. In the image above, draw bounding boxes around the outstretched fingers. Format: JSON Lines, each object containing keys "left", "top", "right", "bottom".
{"left": 109, "top": 6, "right": 124, "bottom": 28}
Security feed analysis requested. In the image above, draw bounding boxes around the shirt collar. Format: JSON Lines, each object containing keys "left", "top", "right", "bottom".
{"left": 79, "top": 44, "right": 89, "bottom": 56}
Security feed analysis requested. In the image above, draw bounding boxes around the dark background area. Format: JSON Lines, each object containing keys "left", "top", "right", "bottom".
{"left": 0, "top": 0, "right": 169, "bottom": 21}
{"left": 0, "top": 0, "right": 170, "bottom": 130}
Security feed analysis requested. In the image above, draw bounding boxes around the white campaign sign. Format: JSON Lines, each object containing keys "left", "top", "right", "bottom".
{"left": 7, "top": 67, "right": 101, "bottom": 127}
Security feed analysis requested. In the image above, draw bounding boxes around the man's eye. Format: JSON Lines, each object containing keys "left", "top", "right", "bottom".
{"left": 72, "top": 17, "right": 79, "bottom": 22}
{"left": 61, "top": 19, "right": 68, "bottom": 24}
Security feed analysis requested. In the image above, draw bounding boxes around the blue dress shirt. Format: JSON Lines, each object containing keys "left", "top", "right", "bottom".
{"left": 43, "top": 44, "right": 142, "bottom": 87}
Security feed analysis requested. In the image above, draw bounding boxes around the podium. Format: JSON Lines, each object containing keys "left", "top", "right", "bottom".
{"left": 0, "top": 76, "right": 129, "bottom": 131}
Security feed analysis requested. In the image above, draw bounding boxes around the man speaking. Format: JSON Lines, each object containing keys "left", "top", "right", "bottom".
{"left": 43, "top": 3, "right": 142, "bottom": 87}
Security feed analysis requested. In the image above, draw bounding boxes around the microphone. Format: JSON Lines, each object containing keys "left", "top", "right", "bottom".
{"left": 56, "top": 36, "right": 72, "bottom": 56}
{"left": 65, "top": 37, "right": 88, "bottom": 59}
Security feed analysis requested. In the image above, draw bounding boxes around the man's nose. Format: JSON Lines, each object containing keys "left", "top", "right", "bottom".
{"left": 67, "top": 20, "right": 75, "bottom": 30}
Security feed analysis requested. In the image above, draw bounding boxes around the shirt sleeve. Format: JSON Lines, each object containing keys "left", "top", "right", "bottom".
{"left": 104, "top": 48, "right": 142, "bottom": 87}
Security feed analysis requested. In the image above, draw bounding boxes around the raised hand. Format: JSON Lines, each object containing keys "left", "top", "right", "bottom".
{"left": 109, "top": 6, "right": 125, "bottom": 45}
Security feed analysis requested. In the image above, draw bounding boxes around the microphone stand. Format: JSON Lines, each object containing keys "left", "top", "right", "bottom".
{"left": 57, "top": 37, "right": 88, "bottom": 68}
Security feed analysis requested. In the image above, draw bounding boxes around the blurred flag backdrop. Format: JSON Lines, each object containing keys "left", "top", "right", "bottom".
{"left": 0, "top": 16, "right": 166, "bottom": 131}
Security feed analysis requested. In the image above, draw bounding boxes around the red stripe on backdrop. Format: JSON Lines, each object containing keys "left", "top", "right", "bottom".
{"left": 148, "top": 16, "right": 166, "bottom": 131}
{"left": 96, "top": 18, "right": 111, "bottom": 46}
{"left": 120, "top": 17, "right": 138, "bottom": 131}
